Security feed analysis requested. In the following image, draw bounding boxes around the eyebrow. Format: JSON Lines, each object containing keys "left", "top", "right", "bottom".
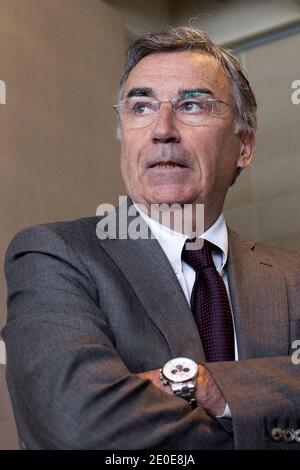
{"left": 126, "top": 87, "right": 155, "bottom": 98}
{"left": 125, "top": 87, "right": 214, "bottom": 99}
{"left": 177, "top": 88, "right": 214, "bottom": 99}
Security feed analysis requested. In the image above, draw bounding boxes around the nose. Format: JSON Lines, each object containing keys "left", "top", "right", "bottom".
{"left": 151, "top": 102, "right": 181, "bottom": 144}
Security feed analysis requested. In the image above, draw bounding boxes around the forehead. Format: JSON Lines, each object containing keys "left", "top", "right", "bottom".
{"left": 124, "top": 51, "right": 231, "bottom": 99}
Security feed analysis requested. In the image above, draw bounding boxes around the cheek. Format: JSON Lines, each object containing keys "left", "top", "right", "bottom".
{"left": 188, "top": 124, "right": 240, "bottom": 180}
{"left": 120, "top": 141, "right": 134, "bottom": 190}
{"left": 120, "top": 136, "right": 144, "bottom": 185}
{"left": 186, "top": 126, "right": 220, "bottom": 172}
{"left": 122, "top": 129, "right": 150, "bottom": 168}
{"left": 120, "top": 151, "right": 127, "bottom": 183}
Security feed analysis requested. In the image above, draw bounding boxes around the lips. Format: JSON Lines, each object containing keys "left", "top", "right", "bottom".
{"left": 149, "top": 161, "right": 187, "bottom": 169}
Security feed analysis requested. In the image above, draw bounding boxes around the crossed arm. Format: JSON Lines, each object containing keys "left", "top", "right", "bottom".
{"left": 2, "top": 224, "right": 300, "bottom": 450}
{"left": 138, "top": 366, "right": 227, "bottom": 418}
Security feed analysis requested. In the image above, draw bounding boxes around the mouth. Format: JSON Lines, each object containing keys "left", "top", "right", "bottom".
{"left": 149, "top": 161, "right": 187, "bottom": 169}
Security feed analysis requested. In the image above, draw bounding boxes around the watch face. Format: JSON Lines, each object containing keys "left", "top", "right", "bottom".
{"left": 163, "top": 357, "right": 198, "bottom": 382}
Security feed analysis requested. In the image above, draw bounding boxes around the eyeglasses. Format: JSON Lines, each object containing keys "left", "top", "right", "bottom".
{"left": 113, "top": 94, "right": 234, "bottom": 129}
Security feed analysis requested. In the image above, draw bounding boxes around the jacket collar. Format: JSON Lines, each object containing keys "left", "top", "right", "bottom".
{"left": 96, "top": 197, "right": 206, "bottom": 361}
{"left": 96, "top": 198, "right": 289, "bottom": 360}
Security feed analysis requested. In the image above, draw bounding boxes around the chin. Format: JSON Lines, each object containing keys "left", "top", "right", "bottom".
{"left": 147, "top": 190, "right": 196, "bottom": 207}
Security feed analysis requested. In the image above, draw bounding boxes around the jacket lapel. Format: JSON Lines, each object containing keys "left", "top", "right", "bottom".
{"left": 96, "top": 198, "right": 206, "bottom": 362}
{"left": 96, "top": 200, "right": 289, "bottom": 362}
{"left": 227, "top": 228, "right": 289, "bottom": 359}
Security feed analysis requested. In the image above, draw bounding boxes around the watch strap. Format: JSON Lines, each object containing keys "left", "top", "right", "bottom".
{"left": 172, "top": 382, "right": 197, "bottom": 408}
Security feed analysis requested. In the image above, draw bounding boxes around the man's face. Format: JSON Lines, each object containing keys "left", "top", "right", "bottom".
{"left": 119, "top": 51, "right": 253, "bottom": 218}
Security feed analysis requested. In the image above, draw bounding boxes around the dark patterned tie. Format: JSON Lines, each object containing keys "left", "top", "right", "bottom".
{"left": 182, "top": 239, "right": 234, "bottom": 362}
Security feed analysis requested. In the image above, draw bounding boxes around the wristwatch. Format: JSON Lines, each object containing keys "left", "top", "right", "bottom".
{"left": 160, "top": 357, "right": 198, "bottom": 408}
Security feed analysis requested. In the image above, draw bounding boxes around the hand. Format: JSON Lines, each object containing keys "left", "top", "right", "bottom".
{"left": 137, "top": 364, "right": 227, "bottom": 417}
{"left": 195, "top": 365, "right": 227, "bottom": 417}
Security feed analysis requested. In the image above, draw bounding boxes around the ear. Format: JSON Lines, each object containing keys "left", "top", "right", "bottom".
{"left": 237, "top": 132, "right": 256, "bottom": 170}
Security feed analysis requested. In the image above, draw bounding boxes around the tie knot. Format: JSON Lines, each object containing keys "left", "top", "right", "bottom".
{"left": 182, "top": 239, "right": 214, "bottom": 271}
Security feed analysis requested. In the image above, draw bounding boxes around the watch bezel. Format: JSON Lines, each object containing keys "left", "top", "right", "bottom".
{"left": 162, "top": 357, "right": 198, "bottom": 383}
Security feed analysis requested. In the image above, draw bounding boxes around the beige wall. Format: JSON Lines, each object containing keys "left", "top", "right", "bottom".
{"left": 1, "top": 0, "right": 300, "bottom": 451}
{"left": 0, "top": 0, "right": 125, "bottom": 449}
{"left": 224, "top": 32, "right": 300, "bottom": 252}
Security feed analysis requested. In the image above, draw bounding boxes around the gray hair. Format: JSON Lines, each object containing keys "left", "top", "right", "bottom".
{"left": 115, "top": 26, "right": 257, "bottom": 138}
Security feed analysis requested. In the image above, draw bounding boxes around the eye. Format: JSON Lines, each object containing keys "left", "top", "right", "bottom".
{"left": 178, "top": 98, "right": 213, "bottom": 114}
{"left": 130, "top": 100, "right": 156, "bottom": 115}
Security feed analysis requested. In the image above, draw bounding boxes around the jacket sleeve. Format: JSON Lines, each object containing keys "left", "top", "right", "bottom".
{"left": 206, "top": 354, "right": 300, "bottom": 450}
{"left": 2, "top": 224, "right": 233, "bottom": 450}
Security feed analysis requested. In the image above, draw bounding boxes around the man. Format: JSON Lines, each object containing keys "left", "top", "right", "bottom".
{"left": 2, "top": 27, "right": 300, "bottom": 450}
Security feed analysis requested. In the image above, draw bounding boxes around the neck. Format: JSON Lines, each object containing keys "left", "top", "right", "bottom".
{"left": 133, "top": 200, "right": 223, "bottom": 237}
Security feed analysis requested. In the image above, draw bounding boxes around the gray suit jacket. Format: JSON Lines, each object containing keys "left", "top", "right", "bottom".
{"left": 2, "top": 202, "right": 300, "bottom": 449}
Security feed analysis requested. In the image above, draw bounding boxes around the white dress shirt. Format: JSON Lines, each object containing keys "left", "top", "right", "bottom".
{"left": 135, "top": 203, "right": 236, "bottom": 418}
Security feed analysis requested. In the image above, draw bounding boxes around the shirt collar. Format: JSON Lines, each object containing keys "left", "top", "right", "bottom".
{"left": 134, "top": 202, "right": 228, "bottom": 272}
{"left": 204, "top": 212, "right": 228, "bottom": 269}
